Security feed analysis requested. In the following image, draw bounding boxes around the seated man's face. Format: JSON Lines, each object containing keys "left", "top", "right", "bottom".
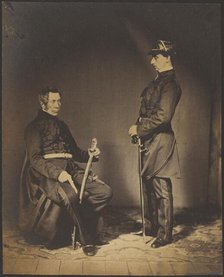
{"left": 45, "top": 92, "right": 61, "bottom": 116}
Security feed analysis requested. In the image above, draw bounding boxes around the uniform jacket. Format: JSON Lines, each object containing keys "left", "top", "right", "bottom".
{"left": 136, "top": 69, "right": 181, "bottom": 180}
{"left": 19, "top": 110, "right": 94, "bottom": 242}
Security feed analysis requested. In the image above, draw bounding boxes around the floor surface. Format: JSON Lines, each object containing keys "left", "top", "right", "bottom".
{"left": 3, "top": 207, "right": 223, "bottom": 275}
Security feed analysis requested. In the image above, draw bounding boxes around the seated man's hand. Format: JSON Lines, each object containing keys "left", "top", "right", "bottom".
{"left": 88, "top": 147, "right": 101, "bottom": 158}
{"left": 58, "top": 171, "right": 78, "bottom": 194}
{"left": 128, "top": 125, "right": 138, "bottom": 137}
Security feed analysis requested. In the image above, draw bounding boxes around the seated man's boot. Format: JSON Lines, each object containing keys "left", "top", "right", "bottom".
{"left": 82, "top": 245, "right": 97, "bottom": 256}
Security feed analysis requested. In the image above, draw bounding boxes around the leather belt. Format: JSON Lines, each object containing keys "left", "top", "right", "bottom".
{"left": 43, "top": 153, "right": 73, "bottom": 159}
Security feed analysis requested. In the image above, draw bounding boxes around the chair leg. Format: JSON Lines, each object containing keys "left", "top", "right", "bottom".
{"left": 72, "top": 225, "right": 80, "bottom": 250}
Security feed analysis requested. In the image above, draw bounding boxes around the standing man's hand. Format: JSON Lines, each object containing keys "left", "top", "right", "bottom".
{"left": 58, "top": 171, "right": 78, "bottom": 194}
{"left": 128, "top": 125, "right": 138, "bottom": 137}
{"left": 129, "top": 125, "right": 139, "bottom": 144}
{"left": 88, "top": 147, "right": 101, "bottom": 158}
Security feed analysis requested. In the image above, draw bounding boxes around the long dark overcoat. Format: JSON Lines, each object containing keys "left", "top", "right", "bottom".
{"left": 19, "top": 110, "right": 92, "bottom": 243}
{"left": 136, "top": 70, "right": 181, "bottom": 180}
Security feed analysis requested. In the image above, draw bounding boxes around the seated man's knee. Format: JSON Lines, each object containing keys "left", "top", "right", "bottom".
{"left": 90, "top": 182, "right": 113, "bottom": 203}
{"left": 103, "top": 184, "right": 113, "bottom": 200}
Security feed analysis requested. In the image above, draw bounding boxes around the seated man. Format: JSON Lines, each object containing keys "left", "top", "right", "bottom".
{"left": 19, "top": 87, "right": 113, "bottom": 256}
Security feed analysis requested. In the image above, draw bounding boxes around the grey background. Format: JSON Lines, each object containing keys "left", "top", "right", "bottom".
{"left": 2, "top": 2, "right": 221, "bottom": 224}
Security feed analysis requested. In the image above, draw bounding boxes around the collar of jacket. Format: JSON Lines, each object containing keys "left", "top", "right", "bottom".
{"left": 157, "top": 69, "right": 175, "bottom": 79}
{"left": 37, "top": 109, "right": 59, "bottom": 120}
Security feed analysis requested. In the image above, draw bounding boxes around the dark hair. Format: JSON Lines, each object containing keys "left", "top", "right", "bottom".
{"left": 162, "top": 52, "right": 176, "bottom": 64}
{"left": 38, "top": 87, "right": 62, "bottom": 108}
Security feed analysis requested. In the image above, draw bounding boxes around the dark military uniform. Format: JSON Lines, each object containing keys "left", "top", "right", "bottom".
{"left": 19, "top": 110, "right": 112, "bottom": 245}
{"left": 136, "top": 69, "right": 181, "bottom": 242}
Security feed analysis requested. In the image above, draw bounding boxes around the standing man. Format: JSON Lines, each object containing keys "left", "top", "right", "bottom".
{"left": 129, "top": 40, "right": 181, "bottom": 248}
{"left": 19, "top": 87, "right": 112, "bottom": 256}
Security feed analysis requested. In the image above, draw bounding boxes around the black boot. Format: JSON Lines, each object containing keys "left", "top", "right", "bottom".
{"left": 82, "top": 244, "right": 97, "bottom": 256}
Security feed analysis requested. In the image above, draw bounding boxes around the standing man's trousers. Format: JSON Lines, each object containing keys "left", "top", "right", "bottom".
{"left": 143, "top": 177, "right": 173, "bottom": 242}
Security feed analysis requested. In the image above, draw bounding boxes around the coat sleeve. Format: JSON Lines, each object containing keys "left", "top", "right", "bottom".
{"left": 25, "top": 124, "right": 63, "bottom": 180}
{"left": 137, "top": 82, "right": 180, "bottom": 137}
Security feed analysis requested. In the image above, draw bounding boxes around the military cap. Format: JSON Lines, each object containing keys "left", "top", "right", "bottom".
{"left": 147, "top": 40, "right": 176, "bottom": 56}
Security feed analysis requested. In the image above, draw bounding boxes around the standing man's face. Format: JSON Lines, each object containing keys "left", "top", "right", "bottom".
{"left": 45, "top": 92, "right": 61, "bottom": 116}
{"left": 150, "top": 54, "right": 170, "bottom": 72}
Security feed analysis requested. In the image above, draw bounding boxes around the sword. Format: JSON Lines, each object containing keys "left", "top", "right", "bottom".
{"left": 137, "top": 137, "right": 146, "bottom": 239}
{"left": 79, "top": 138, "right": 97, "bottom": 204}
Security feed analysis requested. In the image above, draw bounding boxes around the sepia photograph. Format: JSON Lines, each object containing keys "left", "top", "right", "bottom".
{"left": 2, "top": 0, "right": 222, "bottom": 275}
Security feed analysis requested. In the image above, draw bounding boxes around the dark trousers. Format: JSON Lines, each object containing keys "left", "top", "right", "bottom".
{"left": 44, "top": 176, "right": 112, "bottom": 245}
{"left": 143, "top": 177, "right": 173, "bottom": 242}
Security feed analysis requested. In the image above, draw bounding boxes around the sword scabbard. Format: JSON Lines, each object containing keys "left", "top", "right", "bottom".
{"left": 79, "top": 138, "right": 97, "bottom": 204}
{"left": 138, "top": 137, "right": 146, "bottom": 239}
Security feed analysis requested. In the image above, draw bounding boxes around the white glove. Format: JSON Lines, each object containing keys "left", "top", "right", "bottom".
{"left": 58, "top": 171, "right": 78, "bottom": 194}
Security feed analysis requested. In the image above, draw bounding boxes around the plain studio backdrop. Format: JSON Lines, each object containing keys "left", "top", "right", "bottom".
{"left": 2, "top": 2, "right": 221, "bottom": 224}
